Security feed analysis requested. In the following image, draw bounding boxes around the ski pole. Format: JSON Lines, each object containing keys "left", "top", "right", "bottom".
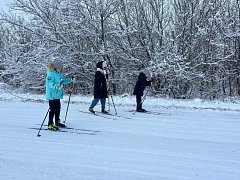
{"left": 106, "top": 73, "right": 111, "bottom": 112}
{"left": 37, "top": 106, "right": 51, "bottom": 137}
{"left": 110, "top": 95, "right": 117, "bottom": 115}
{"left": 108, "top": 95, "right": 110, "bottom": 111}
{"left": 63, "top": 83, "right": 74, "bottom": 124}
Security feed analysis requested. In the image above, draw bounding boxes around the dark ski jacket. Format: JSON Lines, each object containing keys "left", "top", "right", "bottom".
{"left": 93, "top": 71, "right": 108, "bottom": 98}
{"left": 133, "top": 72, "right": 151, "bottom": 96}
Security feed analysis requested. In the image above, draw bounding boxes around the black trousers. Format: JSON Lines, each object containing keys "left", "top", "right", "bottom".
{"left": 48, "top": 99, "right": 61, "bottom": 125}
{"left": 136, "top": 95, "right": 142, "bottom": 110}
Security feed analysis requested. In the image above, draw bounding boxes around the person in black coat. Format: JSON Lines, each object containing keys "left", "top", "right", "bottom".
{"left": 133, "top": 69, "right": 153, "bottom": 112}
{"left": 89, "top": 61, "right": 109, "bottom": 114}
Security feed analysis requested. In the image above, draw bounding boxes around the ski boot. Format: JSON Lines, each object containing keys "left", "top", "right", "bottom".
{"left": 48, "top": 124, "right": 59, "bottom": 131}
{"left": 89, "top": 107, "right": 95, "bottom": 114}
{"left": 101, "top": 108, "right": 109, "bottom": 114}
{"left": 56, "top": 120, "right": 66, "bottom": 128}
{"left": 136, "top": 108, "right": 146, "bottom": 112}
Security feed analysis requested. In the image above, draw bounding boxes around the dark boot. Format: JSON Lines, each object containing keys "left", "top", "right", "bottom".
{"left": 101, "top": 108, "right": 109, "bottom": 114}
{"left": 136, "top": 108, "right": 146, "bottom": 112}
{"left": 56, "top": 120, "right": 66, "bottom": 128}
{"left": 89, "top": 107, "right": 95, "bottom": 114}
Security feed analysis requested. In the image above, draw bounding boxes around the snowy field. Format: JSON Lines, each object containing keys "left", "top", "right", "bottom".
{"left": 0, "top": 91, "right": 240, "bottom": 180}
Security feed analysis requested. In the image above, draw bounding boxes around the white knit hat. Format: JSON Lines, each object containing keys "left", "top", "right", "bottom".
{"left": 52, "top": 59, "right": 63, "bottom": 69}
{"left": 143, "top": 68, "right": 151, "bottom": 76}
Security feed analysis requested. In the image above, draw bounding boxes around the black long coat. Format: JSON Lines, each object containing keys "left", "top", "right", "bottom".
{"left": 94, "top": 71, "right": 108, "bottom": 98}
{"left": 133, "top": 72, "right": 151, "bottom": 96}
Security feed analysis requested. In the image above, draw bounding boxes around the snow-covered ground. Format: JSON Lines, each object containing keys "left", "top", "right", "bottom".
{"left": 0, "top": 90, "right": 240, "bottom": 180}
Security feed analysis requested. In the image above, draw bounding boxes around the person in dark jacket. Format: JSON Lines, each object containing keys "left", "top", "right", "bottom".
{"left": 133, "top": 69, "right": 153, "bottom": 112}
{"left": 89, "top": 60, "right": 109, "bottom": 114}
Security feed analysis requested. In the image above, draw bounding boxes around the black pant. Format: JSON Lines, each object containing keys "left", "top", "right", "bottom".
{"left": 136, "top": 95, "right": 142, "bottom": 110}
{"left": 48, "top": 99, "right": 61, "bottom": 125}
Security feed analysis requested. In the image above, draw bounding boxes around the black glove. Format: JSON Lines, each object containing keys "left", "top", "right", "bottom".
{"left": 71, "top": 75, "right": 77, "bottom": 83}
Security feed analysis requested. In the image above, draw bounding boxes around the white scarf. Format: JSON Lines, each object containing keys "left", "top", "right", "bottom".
{"left": 97, "top": 68, "right": 106, "bottom": 75}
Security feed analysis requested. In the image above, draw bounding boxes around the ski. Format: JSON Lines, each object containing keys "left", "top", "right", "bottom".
{"left": 37, "top": 124, "right": 100, "bottom": 133}
{"left": 95, "top": 111, "right": 131, "bottom": 120}
{"left": 78, "top": 110, "right": 117, "bottom": 120}
{"left": 29, "top": 127, "right": 97, "bottom": 135}
{"left": 108, "top": 114, "right": 131, "bottom": 120}
{"left": 128, "top": 110, "right": 171, "bottom": 116}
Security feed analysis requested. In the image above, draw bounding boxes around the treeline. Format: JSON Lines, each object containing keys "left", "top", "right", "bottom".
{"left": 0, "top": 0, "right": 239, "bottom": 100}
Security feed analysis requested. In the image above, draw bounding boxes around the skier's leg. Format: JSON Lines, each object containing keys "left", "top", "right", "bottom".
{"left": 100, "top": 98, "right": 106, "bottom": 109}
{"left": 90, "top": 98, "right": 100, "bottom": 108}
{"left": 54, "top": 99, "right": 61, "bottom": 124}
{"left": 136, "top": 95, "right": 142, "bottom": 111}
{"left": 48, "top": 100, "right": 54, "bottom": 125}
{"left": 89, "top": 98, "right": 100, "bottom": 113}
{"left": 47, "top": 100, "right": 59, "bottom": 130}
{"left": 100, "top": 98, "right": 108, "bottom": 113}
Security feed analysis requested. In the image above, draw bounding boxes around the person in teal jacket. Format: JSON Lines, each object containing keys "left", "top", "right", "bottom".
{"left": 46, "top": 59, "right": 74, "bottom": 131}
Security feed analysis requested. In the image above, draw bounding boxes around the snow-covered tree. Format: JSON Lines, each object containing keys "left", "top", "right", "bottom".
{"left": 0, "top": 0, "right": 239, "bottom": 100}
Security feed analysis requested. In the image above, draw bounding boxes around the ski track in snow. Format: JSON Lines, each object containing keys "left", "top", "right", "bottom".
{"left": 0, "top": 98, "right": 239, "bottom": 180}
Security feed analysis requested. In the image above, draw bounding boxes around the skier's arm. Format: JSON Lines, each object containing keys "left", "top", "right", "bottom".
{"left": 139, "top": 74, "right": 151, "bottom": 87}
{"left": 144, "top": 79, "right": 152, "bottom": 86}
{"left": 62, "top": 77, "right": 72, "bottom": 85}
{"left": 60, "top": 73, "right": 73, "bottom": 85}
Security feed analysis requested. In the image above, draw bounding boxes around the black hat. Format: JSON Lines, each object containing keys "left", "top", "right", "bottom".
{"left": 96, "top": 61, "right": 107, "bottom": 70}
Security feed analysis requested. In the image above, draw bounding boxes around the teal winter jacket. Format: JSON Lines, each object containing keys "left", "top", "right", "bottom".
{"left": 45, "top": 70, "right": 72, "bottom": 100}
